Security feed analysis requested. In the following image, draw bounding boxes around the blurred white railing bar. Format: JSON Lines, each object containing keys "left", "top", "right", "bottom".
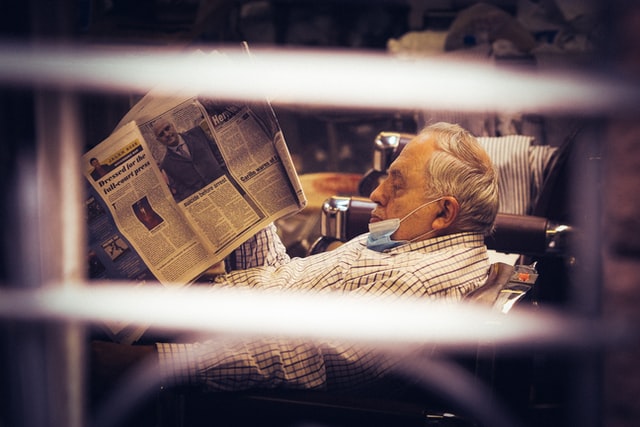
{"left": 0, "top": 42, "right": 638, "bottom": 115}
{"left": 0, "top": 284, "right": 632, "bottom": 351}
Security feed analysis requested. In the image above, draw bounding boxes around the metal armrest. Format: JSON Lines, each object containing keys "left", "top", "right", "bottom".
{"left": 465, "top": 262, "right": 538, "bottom": 314}
{"left": 487, "top": 214, "right": 573, "bottom": 257}
{"left": 320, "top": 195, "right": 375, "bottom": 241}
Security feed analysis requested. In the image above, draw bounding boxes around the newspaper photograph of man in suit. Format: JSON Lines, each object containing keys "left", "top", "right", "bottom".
{"left": 152, "top": 117, "right": 226, "bottom": 202}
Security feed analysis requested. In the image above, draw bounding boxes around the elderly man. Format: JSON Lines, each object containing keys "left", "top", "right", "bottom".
{"left": 92, "top": 122, "right": 498, "bottom": 393}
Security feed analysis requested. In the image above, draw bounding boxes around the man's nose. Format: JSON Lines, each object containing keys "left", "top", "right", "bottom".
{"left": 369, "top": 181, "right": 386, "bottom": 205}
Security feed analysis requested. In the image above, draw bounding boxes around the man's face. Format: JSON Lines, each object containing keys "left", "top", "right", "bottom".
{"left": 369, "top": 134, "right": 441, "bottom": 242}
{"left": 153, "top": 121, "right": 179, "bottom": 147}
{"left": 91, "top": 159, "right": 99, "bottom": 167}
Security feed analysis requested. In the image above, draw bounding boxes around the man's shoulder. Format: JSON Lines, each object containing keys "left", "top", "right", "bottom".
{"left": 416, "top": 232, "right": 485, "bottom": 251}
{"left": 182, "top": 126, "right": 209, "bottom": 141}
{"left": 160, "top": 149, "right": 180, "bottom": 168}
{"left": 383, "top": 232, "right": 486, "bottom": 259}
{"left": 342, "top": 234, "right": 369, "bottom": 249}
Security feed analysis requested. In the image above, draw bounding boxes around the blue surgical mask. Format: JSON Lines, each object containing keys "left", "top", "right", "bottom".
{"left": 366, "top": 218, "right": 405, "bottom": 252}
{"left": 366, "top": 197, "right": 443, "bottom": 252}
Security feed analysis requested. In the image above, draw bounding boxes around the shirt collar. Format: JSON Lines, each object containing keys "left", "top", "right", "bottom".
{"left": 383, "top": 232, "right": 486, "bottom": 254}
{"left": 168, "top": 136, "right": 186, "bottom": 154}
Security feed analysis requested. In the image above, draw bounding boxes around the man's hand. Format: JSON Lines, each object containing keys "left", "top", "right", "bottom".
{"left": 90, "top": 340, "right": 157, "bottom": 399}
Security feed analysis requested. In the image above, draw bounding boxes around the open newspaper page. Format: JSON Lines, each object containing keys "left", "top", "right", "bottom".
{"left": 135, "top": 95, "right": 306, "bottom": 256}
{"left": 84, "top": 120, "right": 221, "bottom": 284}
{"left": 85, "top": 95, "right": 305, "bottom": 283}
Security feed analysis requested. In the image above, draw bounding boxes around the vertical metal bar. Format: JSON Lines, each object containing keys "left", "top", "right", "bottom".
{"left": 567, "top": 121, "right": 605, "bottom": 427}
{"left": 33, "top": 89, "right": 86, "bottom": 427}
{"left": 23, "top": 0, "right": 88, "bottom": 422}
{"left": 35, "top": 91, "right": 86, "bottom": 287}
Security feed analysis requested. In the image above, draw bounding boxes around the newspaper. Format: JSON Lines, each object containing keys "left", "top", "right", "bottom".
{"left": 84, "top": 87, "right": 305, "bottom": 342}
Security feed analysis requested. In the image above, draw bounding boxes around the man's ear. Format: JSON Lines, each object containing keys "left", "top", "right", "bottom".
{"left": 431, "top": 197, "right": 459, "bottom": 230}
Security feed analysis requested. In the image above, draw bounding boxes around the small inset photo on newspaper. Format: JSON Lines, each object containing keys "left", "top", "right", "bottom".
{"left": 101, "top": 234, "right": 129, "bottom": 261}
{"left": 88, "top": 156, "right": 114, "bottom": 181}
{"left": 133, "top": 196, "right": 165, "bottom": 231}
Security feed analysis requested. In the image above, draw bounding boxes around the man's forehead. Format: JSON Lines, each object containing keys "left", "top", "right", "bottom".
{"left": 387, "top": 135, "right": 436, "bottom": 180}
{"left": 391, "top": 156, "right": 421, "bottom": 177}
{"left": 153, "top": 120, "right": 171, "bottom": 130}
{"left": 409, "top": 132, "right": 438, "bottom": 151}
{"left": 391, "top": 135, "right": 436, "bottom": 170}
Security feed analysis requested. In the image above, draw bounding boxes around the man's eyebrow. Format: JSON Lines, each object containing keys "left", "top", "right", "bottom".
{"left": 388, "top": 168, "right": 405, "bottom": 184}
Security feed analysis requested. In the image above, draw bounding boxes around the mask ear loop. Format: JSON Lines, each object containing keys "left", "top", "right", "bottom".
{"left": 408, "top": 228, "right": 437, "bottom": 243}
{"left": 398, "top": 197, "right": 445, "bottom": 223}
{"left": 401, "top": 196, "right": 457, "bottom": 243}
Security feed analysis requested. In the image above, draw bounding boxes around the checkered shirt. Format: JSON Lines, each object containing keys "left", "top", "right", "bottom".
{"left": 157, "top": 224, "right": 490, "bottom": 392}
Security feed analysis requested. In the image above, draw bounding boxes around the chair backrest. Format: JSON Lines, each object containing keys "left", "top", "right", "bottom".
{"left": 358, "top": 132, "right": 415, "bottom": 197}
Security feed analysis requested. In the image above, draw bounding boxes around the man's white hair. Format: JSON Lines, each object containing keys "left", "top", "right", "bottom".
{"left": 421, "top": 122, "right": 499, "bottom": 236}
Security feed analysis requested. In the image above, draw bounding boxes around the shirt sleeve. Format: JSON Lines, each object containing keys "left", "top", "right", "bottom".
{"left": 230, "top": 223, "right": 290, "bottom": 270}
{"left": 156, "top": 338, "right": 394, "bottom": 392}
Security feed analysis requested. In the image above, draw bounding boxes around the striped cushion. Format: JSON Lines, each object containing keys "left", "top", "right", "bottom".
{"left": 478, "top": 135, "right": 556, "bottom": 215}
